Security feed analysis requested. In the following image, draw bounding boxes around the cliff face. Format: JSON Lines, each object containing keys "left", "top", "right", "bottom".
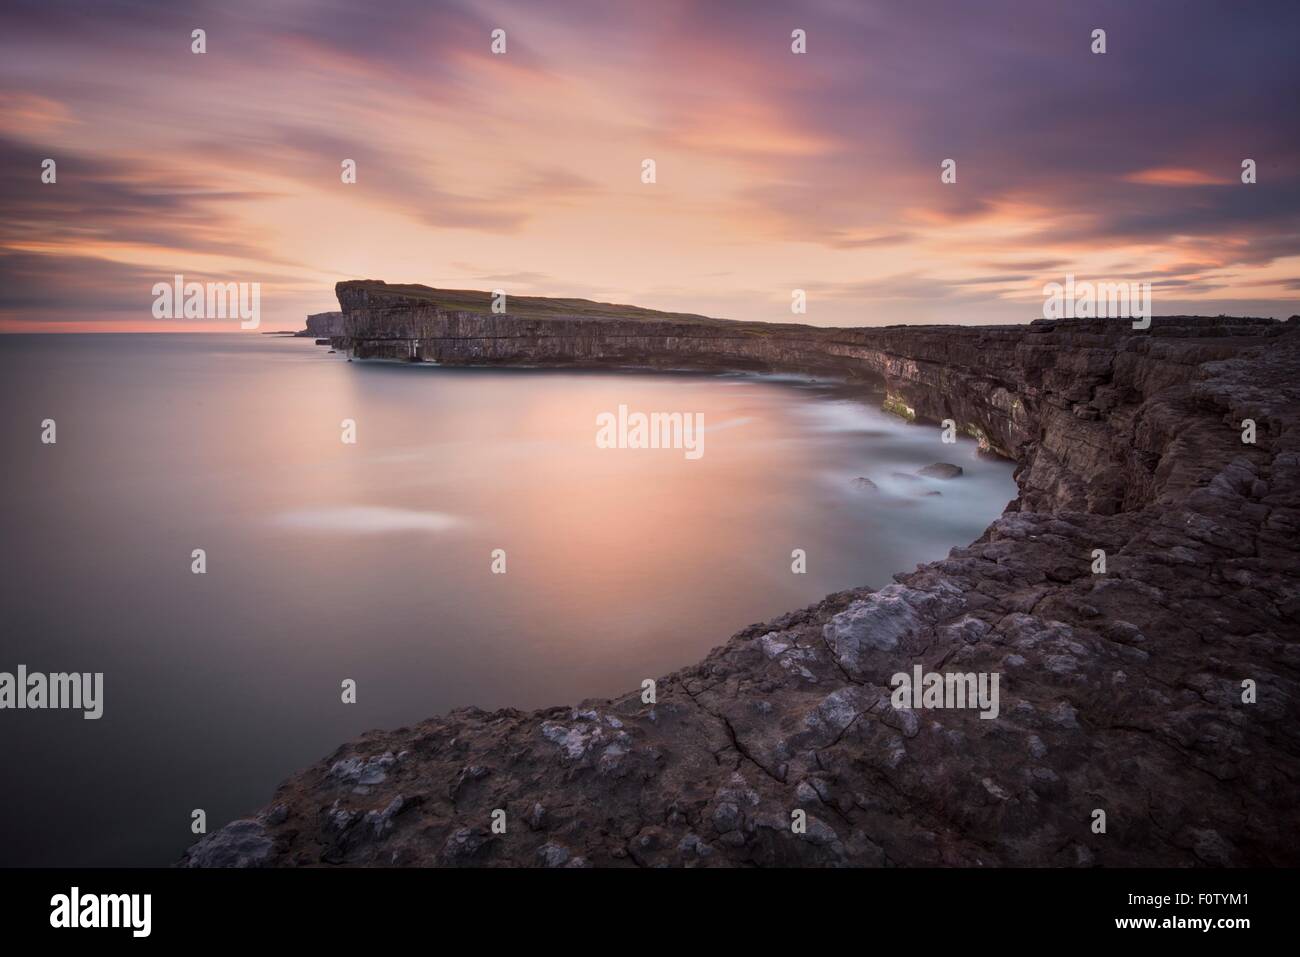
{"left": 184, "top": 283, "right": 1300, "bottom": 867}
{"left": 299, "top": 311, "right": 344, "bottom": 337}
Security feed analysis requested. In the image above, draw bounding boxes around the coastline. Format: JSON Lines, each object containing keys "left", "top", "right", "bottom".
{"left": 183, "top": 293, "right": 1300, "bottom": 867}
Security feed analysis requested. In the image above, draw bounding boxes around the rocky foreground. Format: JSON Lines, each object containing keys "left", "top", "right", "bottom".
{"left": 188, "top": 286, "right": 1300, "bottom": 866}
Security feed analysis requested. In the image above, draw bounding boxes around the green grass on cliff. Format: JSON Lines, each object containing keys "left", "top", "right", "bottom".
{"left": 336, "top": 281, "right": 829, "bottom": 336}
{"left": 340, "top": 281, "right": 730, "bottom": 325}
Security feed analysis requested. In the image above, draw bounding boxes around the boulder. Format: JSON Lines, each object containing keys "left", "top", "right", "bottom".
{"left": 918, "top": 462, "right": 964, "bottom": 479}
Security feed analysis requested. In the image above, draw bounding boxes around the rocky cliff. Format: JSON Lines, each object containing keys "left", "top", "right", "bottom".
{"left": 298, "top": 310, "right": 344, "bottom": 337}
{"left": 185, "top": 282, "right": 1300, "bottom": 867}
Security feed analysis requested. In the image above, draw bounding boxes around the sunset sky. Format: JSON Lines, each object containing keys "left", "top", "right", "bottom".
{"left": 2, "top": 0, "right": 1297, "bottom": 331}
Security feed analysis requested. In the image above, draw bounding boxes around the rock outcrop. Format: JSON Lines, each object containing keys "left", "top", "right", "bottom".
{"left": 298, "top": 310, "right": 344, "bottom": 337}
{"left": 918, "top": 463, "right": 964, "bottom": 480}
{"left": 186, "top": 283, "right": 1300, "bottom": 867}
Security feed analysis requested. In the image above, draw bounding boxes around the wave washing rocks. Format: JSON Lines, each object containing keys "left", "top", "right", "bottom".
{"left": 186, "top": 287, "right": 1300, "bottom": 867}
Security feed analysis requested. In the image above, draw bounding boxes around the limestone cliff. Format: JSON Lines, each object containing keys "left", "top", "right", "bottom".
{"left": 184, "top": 282, "right": 1300, "bottom": 867}
{"left": 298, "top": 310, "right": 344, "bottom": 337}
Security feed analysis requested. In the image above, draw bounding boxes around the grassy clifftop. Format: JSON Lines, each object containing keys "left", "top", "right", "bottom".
{"left": 336, "top": 280, "right": 732, "bottom": 326}
{"left": 334, "top": 280, "right": 833, "bottom": 336}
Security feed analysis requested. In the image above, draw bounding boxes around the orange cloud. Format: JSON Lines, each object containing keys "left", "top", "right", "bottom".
{"left": 0, "top": 92, "right": 75, "bottom": 137}
{"left": 1122, "top": 167, "right": 1234, "bottom": 187}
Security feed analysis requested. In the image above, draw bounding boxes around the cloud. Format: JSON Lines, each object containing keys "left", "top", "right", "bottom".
{"left": 1, "top": 0, "right": 1298, "bottom": 328}
{"left": 1123, "top": 168, "right": 1235, "bottom": 187}
{"left": 0, "top": 250, "right": 330, "bottom": 329}
{"left": 272, "top": 506, "right": 463, "bottom": 534}
{"left": 0, "top": 136, "right": 291, "bottom": 264}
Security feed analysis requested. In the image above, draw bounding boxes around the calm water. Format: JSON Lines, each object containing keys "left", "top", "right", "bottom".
{"left": 0, "top": 334, "right": 1015, "bottom": 866}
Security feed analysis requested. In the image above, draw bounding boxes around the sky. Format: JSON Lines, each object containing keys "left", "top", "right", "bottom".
{"left": 1, "top": 0, "right": 1298, "bottom": 332}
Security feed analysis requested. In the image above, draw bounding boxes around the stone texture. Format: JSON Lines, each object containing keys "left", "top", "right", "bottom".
{"left": 179, "top": 819, "right": 273, "bottom": 868}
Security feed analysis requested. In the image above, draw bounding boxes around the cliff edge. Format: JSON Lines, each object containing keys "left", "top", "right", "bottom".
{"left": 185, "top": 284, "right": 1300, "bottom": 867}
